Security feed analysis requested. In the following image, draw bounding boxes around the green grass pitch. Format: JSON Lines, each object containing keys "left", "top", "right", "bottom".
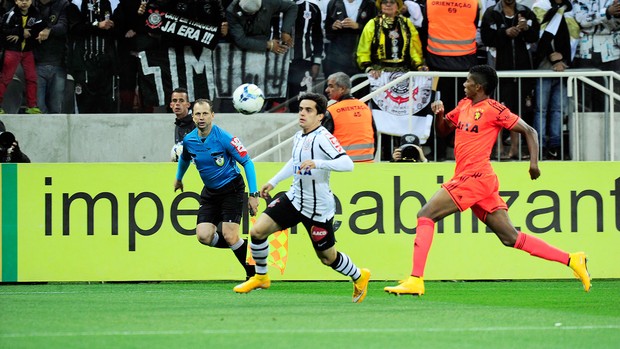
{"left": 1, "top": 280, "right": 619, "bottom": 349}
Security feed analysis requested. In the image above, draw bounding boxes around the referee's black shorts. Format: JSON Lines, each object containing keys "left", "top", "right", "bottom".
{"left": 197, "top": 175, "right": 245, "bottom": 225}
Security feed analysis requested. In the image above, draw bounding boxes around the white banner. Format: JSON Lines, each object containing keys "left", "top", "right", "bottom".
{"left": 369, "top": 72, "right": 434, "bottom": 143}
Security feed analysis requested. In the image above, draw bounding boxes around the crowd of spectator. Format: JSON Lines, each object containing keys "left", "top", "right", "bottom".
{"left": 0, "top": 0, "right": 618, "bottom": 162}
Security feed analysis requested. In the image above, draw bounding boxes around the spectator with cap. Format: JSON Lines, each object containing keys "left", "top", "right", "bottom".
{"left": 391, "top": 133, "right": 427, "bottom": 162}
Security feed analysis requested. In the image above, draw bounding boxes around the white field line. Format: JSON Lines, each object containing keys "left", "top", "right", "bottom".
{"left": 2, "top": 325, "right": 620, "bottom": 338}
{"left": 0, "top": 290, "right": 195, "bottom": 295}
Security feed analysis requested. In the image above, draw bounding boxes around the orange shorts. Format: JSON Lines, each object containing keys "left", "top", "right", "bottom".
{"left": 441, "top": 172, "right": 507, "bottom": 222}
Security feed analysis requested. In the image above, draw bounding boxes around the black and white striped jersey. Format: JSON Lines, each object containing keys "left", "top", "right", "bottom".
{"left": 268, "top": 125, "right": 353, "bottom": 222}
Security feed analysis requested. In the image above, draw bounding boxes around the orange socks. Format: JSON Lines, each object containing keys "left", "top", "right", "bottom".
{"left": 410, "top": 224, "right": 569, "bottom": 278}
{"left": 411, "top": 217, "right": 435, "bottom": 277}
{"left": 514, "top": 232, "right": 569, "bottom": 265}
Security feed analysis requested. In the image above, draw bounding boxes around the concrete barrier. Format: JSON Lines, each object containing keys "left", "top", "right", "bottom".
{"left": 1, "top": 113, "right": 298, "bottom": 162}
{"left": 569, "top": 112, "right": 620, "bottom": 161}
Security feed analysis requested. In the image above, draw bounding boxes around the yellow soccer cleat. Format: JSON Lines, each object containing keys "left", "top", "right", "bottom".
{"left": 352, "top": 268, "right": 371, "bottom": 303}
{"left": 233, "top": 274, "right": 271, "bottom": 293}
{"left": 384, "top": 276, "right": 424, "bottom": 296}
{"left": 569, "top": 252, "right": 591, "bottom": 292}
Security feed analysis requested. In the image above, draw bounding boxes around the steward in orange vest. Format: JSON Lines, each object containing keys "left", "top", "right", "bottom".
{"left": 424, "top": 0, "right": 480, "bottom": 70}
{"left": 324, "top": 72, "right": 377, "bottom": 162}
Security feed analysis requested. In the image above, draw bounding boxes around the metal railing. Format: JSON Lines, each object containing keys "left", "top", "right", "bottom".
{"left": 251, "top": 69, "right": 619, "bottom": 162}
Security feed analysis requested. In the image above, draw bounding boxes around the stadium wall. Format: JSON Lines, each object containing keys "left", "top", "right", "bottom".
{"left": 1, "top": 161, "right": 619, "bottom": 282}
{"left": 3, "top": 111, "right": 619, "bottom": 163}
{"left": 0, "top": 113, "right": 298, "bottom": 163}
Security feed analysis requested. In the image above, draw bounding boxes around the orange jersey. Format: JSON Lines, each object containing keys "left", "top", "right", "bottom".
{"left": 446, "top": 97, "right": 519, "bottom": 176}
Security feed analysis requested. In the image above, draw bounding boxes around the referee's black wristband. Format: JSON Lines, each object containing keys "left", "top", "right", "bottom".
{"left": 249, "top": 191, "right": 260, "bottom": 198}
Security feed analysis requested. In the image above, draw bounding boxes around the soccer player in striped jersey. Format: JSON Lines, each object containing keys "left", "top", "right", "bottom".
{"left": 174, "top": 99, "right": 259, "bottom": 280}
{"left": 233, "top": 92, "right": 371, "bottom": 303}
{"left": 385, "top": 65, "right": 591, "bottom": 296}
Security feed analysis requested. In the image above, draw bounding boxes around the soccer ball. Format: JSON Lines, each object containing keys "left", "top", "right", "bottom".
{"left": 170, "top": 142, "right": 183, "bottom": 162}
{"left": 232, "top": 83, "right": 265, "bottom": 115}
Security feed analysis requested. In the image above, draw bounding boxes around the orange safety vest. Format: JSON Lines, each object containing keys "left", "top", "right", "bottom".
{"left": 328, "top": 99, "right": 375, "bottom": 162}
{"left": 426, "top": 0, "right": 478, "bottom": 56}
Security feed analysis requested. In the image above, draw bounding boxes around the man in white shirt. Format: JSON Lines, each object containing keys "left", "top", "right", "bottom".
{"left": 233, "top": 92, "right": 371, "bottom": 303}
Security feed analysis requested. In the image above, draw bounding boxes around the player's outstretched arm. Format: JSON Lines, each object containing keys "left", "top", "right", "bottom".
{"left": 511, "top": 118, "right": 540, "bottom": 180}
{"left": 313, "top": 155, "right": 354, "bottom": 172}
{"left": 262, "top": 158, "right": 294, "bottom": 200}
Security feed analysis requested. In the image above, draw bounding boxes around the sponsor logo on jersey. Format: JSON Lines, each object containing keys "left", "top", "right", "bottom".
{"left": 268, "top": 198, "right": 280, "bottom": 208}
{"left": 294, "top": 165, "right": 312, "bottom": 175}
{"left": 456, "top": 121, "right": 479, "bottom": 133}
{"left": 230, "top": 136, "right": 248, "bottom": 157}
{"left": 328, "top": 135, "right": 344, "bottom": 153}
{"left": 310, "top": 226, "right": 328, "bottom": 242}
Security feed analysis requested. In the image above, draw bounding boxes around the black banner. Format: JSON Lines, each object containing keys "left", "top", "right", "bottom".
{"left": 146, "top": 10, "right": 220, "bottom": 50}
{"left": 138, "top": 43, "right": 290, "bottom": 107}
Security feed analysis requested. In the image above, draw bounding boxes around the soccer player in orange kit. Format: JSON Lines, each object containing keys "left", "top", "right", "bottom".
{"left": 384, "top": 65, "right": 591, "bottom": 296}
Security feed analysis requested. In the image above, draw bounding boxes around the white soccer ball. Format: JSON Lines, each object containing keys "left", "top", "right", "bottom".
{"left": 232, "top": 83, "right": 265, "bottom": 115}
{"left": 170, "top": 142, "right": 183, "bottom": 162}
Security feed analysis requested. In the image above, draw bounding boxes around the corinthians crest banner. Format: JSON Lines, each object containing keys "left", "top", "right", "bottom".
{"left": 369, "top": 72, "right": 434, "bottom": 143}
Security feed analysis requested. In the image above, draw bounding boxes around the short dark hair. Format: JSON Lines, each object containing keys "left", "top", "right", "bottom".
{"left": 469, "top": 65, "right": 498, "bottom": 96}
{"left": 298, "top": 92, "right": 328, "bottom": 115}
{"left": 172, "top": 87, "right": 188, "bottom": 96}
{"left": 193, "top": 98, "right": 214, "bottom": 111}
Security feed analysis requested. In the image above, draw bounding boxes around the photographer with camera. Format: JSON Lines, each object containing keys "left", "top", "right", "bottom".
{"left": 391, "top": 134, "right": 427, "bottom": 162}
{"left": 0, "top": 121, "right": 30, "bottom": 163}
